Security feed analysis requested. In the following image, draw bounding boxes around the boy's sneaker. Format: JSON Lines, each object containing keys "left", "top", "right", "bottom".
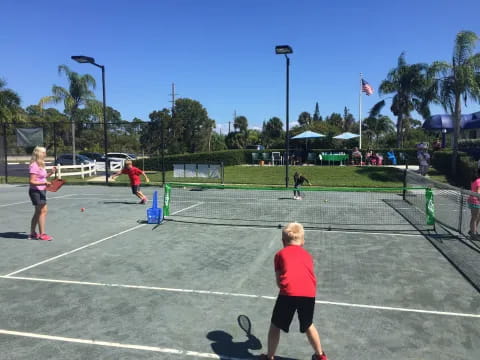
{"left": 38, "top": 234, "right": 53, "bottom": 241}
{"left": 312, "top": 352, "right": 328, "bottom": 360}
{"left": 28, "top": 233, "right": 39, "bottom": 240}
{"left": 139, "top": 197, "right": 148, "bottom": 204}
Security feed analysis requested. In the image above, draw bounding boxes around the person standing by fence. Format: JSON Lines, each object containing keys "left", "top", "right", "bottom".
{"left": 467, "top": 169, "right": 480, "bottom": 239}
{"left": 417, "top": 144, "right": 430, "bottom": 176}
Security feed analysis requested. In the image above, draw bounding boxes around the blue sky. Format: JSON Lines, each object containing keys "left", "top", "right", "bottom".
{"left": 1, "top": 0, "right": 480, "bottom": 134}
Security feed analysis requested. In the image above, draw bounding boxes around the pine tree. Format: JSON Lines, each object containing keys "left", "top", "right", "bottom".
{"left": 313, "top": 102, "right": 322, "bottom": 122}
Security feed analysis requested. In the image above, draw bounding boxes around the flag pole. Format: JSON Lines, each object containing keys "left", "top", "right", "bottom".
{"left": 359, "top": 73, "right": 362, "bottom": 149}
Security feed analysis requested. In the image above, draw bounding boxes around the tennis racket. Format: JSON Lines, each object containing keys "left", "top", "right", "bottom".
{"left": 46, "top": 178, "right": 65, "bottom": 192}
{"left": 237, "top": 314, "right": 252, "bottom": 336}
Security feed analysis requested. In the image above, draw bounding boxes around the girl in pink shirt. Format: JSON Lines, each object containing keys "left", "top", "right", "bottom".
{"left": 467, "top": 169, "right": 480, "bottom": 239}
{"left": 28, "top": 146, "right": 56, "bottom": 241}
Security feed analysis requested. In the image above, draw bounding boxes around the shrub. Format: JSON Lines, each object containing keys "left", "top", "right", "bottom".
{"left": 135, "top": 148, "right": 426, "bottom": 171}
{"left": 459, "top": 139, "right": 480, "bottom": 160}
{"left": 431, "top": 150, "right": 478, "bottom": 188}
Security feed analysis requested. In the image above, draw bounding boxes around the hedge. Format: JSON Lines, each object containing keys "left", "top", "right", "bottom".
{"left": 459, "top": 139, "right": 480, "bottom": 160}
{"left": 135, "top": 148, "right": 423, "bottom": 171}
{"left": 431, "top": 150, "right": 478, "bottom": 188}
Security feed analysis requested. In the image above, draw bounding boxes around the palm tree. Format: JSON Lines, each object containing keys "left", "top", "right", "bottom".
{"left": 0, "top": 79, "right": 21, "bottom": 124}
{"left": 233, "top": 115, "right": 248, "bottom": 147}
{"left": 298, "top": 111, "right": 312, "bottom": 127}
{"left": 364, "top": 113, "right": 395, "bottom": 146}
{"left": 372, "top": 52, "right": 434, "bottom": 147}
{"left": 433, "top": 31, "right": 480, "bottom": 173}
{"left": 39, "top": 65, "right": 96, "bottom": 164}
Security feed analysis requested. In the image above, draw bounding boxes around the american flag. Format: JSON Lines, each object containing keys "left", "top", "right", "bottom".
{"left": 361, "top": 79, "right": 374, "bottom": 96}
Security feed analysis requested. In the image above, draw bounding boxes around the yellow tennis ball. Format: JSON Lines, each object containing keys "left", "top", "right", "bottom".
{"left": 324, "top": 199, "right": 328, "bottom": 202}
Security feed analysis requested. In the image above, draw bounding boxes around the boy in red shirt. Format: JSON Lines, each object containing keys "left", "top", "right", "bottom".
{"left": 110, "top": 160, "right": 150, "bottom": 204}
{"left": 261, "top": 222, "right": 328, "bottom": 360}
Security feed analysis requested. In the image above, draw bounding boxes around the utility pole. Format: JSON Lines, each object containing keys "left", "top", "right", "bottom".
{"left": 169, "top": 83, "right": 178, "bottom": 115}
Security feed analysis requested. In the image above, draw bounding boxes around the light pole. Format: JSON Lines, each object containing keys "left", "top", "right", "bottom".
{"left": 275, "top": 45, "right": 293, "bottom": 188}
{"left": 71, "top": 55, "right": 109, "bottom": 184}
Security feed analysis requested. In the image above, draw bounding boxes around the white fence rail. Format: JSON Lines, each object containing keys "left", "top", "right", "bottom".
{"left": 94, "top": 160, "right": 124, "bottom": 172}
{"left": 47, "top": 161, "right": 97, "bottom": 179}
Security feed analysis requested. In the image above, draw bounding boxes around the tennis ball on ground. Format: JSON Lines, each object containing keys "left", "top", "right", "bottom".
{"left": 324, "top": 199, "right": 328, "bottom": 202}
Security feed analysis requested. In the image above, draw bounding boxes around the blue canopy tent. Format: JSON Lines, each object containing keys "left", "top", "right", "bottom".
{"left": 333, "top": 132, "right": 360, "bottom": 140}
{"left": 291, "top": 130, "right": 326, "bottom": 139}
{"left": 291, "top": 130, "right": 325, "bottom": 150}
{"left": 422, "top": 113, "right": 476, "bottom": 131}
{"left": 291, "top": 131, "right": 325, "bottom": 161}
{"left": 422, "top": 113, "right": 477, "bottom": 148}
{"left": 462, "top": 112, "right": 480, "bottom": 129}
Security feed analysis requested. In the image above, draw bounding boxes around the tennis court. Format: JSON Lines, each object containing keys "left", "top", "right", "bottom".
{"left": 0, "top": 183, "right": 479, "bottom": 360}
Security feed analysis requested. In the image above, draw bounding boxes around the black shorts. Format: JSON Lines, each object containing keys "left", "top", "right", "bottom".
{"left": 29, "top": 188, "right": 47, "bottom": 206}
{"left": 131, "top": 185, "right": 141, "bottom": 194}
{"left": 271, "top": 295, "right": 315, "bottom": 333}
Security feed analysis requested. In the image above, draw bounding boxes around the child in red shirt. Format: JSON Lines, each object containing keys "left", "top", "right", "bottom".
{"left": 110, "top": 160, "right": 150, "bottom": 204}
{"left": 261, "top": 222, "right": 328, "bottom": 360}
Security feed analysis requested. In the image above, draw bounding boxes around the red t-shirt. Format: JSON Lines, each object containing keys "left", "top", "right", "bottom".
{"left": 121, "top": 166, "right": 143, "bottom": 185}
{"left": 274, "top": 245, "right": 317, "bottom": 297}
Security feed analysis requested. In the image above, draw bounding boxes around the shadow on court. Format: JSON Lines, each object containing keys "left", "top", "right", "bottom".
{"left": 103, "top": 201, "right": 139, "bottom": 205}
{"left": 207, "top": 330, "right": 262, "bottom": 359}
{"left": 0, "top": 231, "right": 28, "bottom": 240}
{"left": 423, "top": 226, "right": 480, "bottom": 293}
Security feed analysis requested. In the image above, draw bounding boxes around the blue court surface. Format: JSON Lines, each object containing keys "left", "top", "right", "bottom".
{"left": 0, "top": 184, "right": 479, "bottom": 360}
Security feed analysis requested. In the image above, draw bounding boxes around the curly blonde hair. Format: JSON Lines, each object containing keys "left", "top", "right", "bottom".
{"left": 30, "top": 146, "right": 46, "bottom": 168}
{"left": 282, "top": 222, "right": 305, "bottom": 244}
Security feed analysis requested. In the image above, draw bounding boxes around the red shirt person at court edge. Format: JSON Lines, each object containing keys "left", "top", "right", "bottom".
{"left": 110, "top": 160, "right": 150, "bottom": 204}
{"left": 260, "top": 222, "right": 328, "bottom": 360}
{"left": 28, "top": 146, "right": 56, "bottom": 241}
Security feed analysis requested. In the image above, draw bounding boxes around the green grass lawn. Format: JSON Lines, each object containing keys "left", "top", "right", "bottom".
{"left": 1, "top": 165, "right": 449, "bottom": 188}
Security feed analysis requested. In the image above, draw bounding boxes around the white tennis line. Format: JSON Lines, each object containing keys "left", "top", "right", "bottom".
{"left": 2, "top": 203, "right": 201, "bottom": 277}
{"left": 0, "top": 329, "right": 242, "bottom": 360}
{"left": 0, "top": 194, "right": 76, "bottom": 208}
{"left": 170, "top": 202, "right": 203, "bottom": 214}
{"left": 2, "top": 276, "right": 479, "bottom": 318}
{"left": 312, "top": 229, "right": 423, "bottom": 238}
{"left": 3, "top": 224, "right": 147, "bottom": 277}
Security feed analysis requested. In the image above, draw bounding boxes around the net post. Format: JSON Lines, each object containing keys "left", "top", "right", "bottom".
{"left": 53, "top": 122, "right": 57, "bottom": 163}
{"left": 163, "top": 183, "right": 171, "bottom": 216}
{"left": 458, "top": 190, "right": 465, "bottom": 234}
{"left": 221, "top": 161, "right": 224, "bottom": 185}
{"left": 402, "top": 155, "right": 409, "bottom": 201}
{"left": 3, "top": 123, "right": 8, "bottom": 184}
{"left": 425, "top": 187, "right": 435, "bottom": 228}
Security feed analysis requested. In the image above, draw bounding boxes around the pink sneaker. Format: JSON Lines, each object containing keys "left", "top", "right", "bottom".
{"left": 28, "top": 233, "right": 39, "bottom": 240}
{"left": 38, "top": 234, "right": 53, "bottom": 241}
{"left": 312, "top": 352, "right": 328, "bottom": 360}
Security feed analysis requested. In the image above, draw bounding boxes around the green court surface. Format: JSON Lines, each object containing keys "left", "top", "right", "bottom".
{"left": 0, "top": 184, "right": 479, "bottom": 360}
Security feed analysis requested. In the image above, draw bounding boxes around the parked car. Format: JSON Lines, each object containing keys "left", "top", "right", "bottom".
{"left": 55, "top": 154, "right": 93, "bottom": 165}
{"left": 106, "top": 152, "right": 135, "bottom": 161}
{"left": 80, "top": 152, "right": 104, "bottom": 162}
